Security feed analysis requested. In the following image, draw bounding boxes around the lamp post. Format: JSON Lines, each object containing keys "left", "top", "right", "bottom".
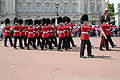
{"left": 55, "top": 2, "right": 59, "bottom": 26}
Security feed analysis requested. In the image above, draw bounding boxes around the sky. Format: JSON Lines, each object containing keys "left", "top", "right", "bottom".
{"left": 108, "top": 0, "right": 120, "bottom": 11}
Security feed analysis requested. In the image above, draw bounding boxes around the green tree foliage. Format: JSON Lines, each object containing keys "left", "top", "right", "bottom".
{"left": 108, "top": 3, "right": 115, "bottom": 16}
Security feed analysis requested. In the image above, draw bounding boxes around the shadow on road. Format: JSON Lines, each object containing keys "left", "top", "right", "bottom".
{"left": 93, "top": 55, "right": 114, "bottom": 60}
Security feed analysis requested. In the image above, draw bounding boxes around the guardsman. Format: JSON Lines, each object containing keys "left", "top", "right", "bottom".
{"left": 27, "top": 19, "right": 37, "bottom": 50}
{"left": 34, "top": 19, "right": 41, "bottom": 48}
{"left": 57, "top": 17, "right": 68, "bottom": 51}
{"left": 42, "top": 18, "right": 52, "bottom": 50}
{"left": 80, "top": 14, "right": 94, "bottom": 58}
{"left": 67, "top": 17, "right": 77, "bottom": 48}
{"left": 4, "top": 18, "right": 13, "bottom": 47}
{"left": 13, "top": 17, "right": 23, "bottom": 49}
{"left": 51, "top": 18, "right": 57, "bottom": 47}
{"left": 19, "top": 19, "right": 27, "bottom": 48}
{"left": 63, "top": 16, "right": 69, "bottom": 50}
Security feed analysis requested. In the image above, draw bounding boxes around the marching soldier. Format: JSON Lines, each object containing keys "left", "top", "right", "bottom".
{"left": 41, "top": 18, "right": 52, "bottom": 50}
{"left": 19, "top": 19, "right": 27, "bottom": 48}
{"left": 80, "top": 14, "right": 94, "bottom": 58}
{"left": 13, "top": 17, "right": 23, "bottom": 49}
{"left": 27, "top": 19, "right": 37, "bottom": 50}
{"left": 51, "top": 18, "right": 57, "bottom": 47}
{"left": 4, "top": 18, "right": 13, "bottom": 47}
{"left": 57, "top": 17, "right": 68, "bottom": 51}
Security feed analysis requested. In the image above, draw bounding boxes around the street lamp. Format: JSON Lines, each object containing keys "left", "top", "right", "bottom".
{"left": 55, "top": 2, "right": 59, "bottom": 26}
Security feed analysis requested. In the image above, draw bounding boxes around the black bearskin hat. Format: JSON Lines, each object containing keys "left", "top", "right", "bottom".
{"left": 5, "top": 18, "right": 10, "bottom": 25}
{"left": 25, "top": 19, "right": 29, "bottom": 25}
{"left": 42, "top": 18, "right": 47, "bottom": 25}
{"left": 67, "top": 17, "right": 71, "bottom": 23}
{"left": 14, "top": 17, "right": 19, "bottom": 24}
{"left": 80, "top": 14, "right": 88, "bottom": 24}
{"left": 34, "top": 19, "right": 39, "bottom": 25}
{"left": 57, "top": 17, "right": 63, "bottom": 24}
{"left": 51, "top": 18, "right": 55, "bottom": 24}
{"left": 28, "top": 19, "right": 33, "bottom": 25}
{"left": 19, "top": 19, "right": 23, "bottom": 25}
{"left": 46, "top": 18, "right": 51, "bottom": 25}
{"left": 63, "top": 16, "right": 68, "bottom": 23}
{"left": 38, "top": 19, "right": 41, "bottom": 25}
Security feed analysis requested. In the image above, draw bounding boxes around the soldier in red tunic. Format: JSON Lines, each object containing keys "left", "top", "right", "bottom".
{"left": 41, "top": 18, "right": 52, "bottom": 50}
{"left": 13, "top": 17, "right": 23, "bottom": 49}
{"left": 4, "top": 18, "right": 13, "bottom": 47}
{"left": 50, "top": 18, "right": 57, "bottom": 47}
{"left": 27, "top": 19, "right": 37, "bottom": 50}
{"left": 19, "top": 19, "right": 27, "bottom": 48}
{"left": 57, "top": 17, "right": 68, "bottom": 51}
{"left": 80, "top": 14, "right": 94, "bottom": 58}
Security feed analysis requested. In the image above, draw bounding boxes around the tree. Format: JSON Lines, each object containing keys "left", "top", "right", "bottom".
{"left": 108, "top": 3, "right": 115, "bottom": 16}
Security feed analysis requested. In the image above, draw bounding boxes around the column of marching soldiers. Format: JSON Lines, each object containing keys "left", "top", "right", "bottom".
{"left": 4, "top": 16, "right": 77, "bottom": 51}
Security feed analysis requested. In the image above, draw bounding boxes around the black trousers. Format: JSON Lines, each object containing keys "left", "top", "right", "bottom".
{"left": 107, "top": 35, "right": 115, "bottom": 47}
{"left": 35, "top": 36, "right": 43, "bottom": 48}
{"left": 80, "top": 40, "right": 92, "bottom": 57}
{"left": 14, "top": 36, "right": 21, "bottom": 48}
{"left": 100, "top": 36, "right": 109, "bottom": 50}
{"left": 20, "top": 36, "right": 27, "bottom": 47}
{"left": 27, "top": 38, "right": 37, "bottom": 49}
{"left": 69, "top": 36, "right": 75, "bottom": 47}
{"left": 58, "top": 37, "right": 68, "bottom": 50}
{"left": 49, "top": 36, "right": 57, "bottom": 47}
{"left": 62, "top": 36, "right": 69, "bottom": 49}
{"left": 42, "top": 38, "right": 52, "bottom": 49}
{"left": 4, "top": 36, "right": 13, "bottom": 46}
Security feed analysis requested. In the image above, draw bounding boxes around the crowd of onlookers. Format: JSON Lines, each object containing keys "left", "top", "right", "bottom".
{"left": 0, "top": 23, "right": 120, "bottom": 41}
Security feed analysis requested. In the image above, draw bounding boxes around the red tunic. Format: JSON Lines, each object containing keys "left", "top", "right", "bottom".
{"left": 42, "top": 26, "right": 48, "bottom": 38}
{"left": 4, "top": 26, "right": 11, "bottom": 36}
{"left": 67, "top": 24, "right": 72, "bottom": 36}
{"left": 27, "top": 27, "right": 35, "bottom": 38}
{"left": 101, "top": 24, "right": 108, "bottom": 37}
{"left": 106, "top": 25, "right": 115, "bottom": 36}
{"left": 13, "top": 25, "right": 20, "bottom": 36}
{"left": 51, "top": 25, "right": 57, "bottom": 36}
{"left": 63, "top": 24, "right": 69, "bottom": 36}
{"left": 80, "top": 25, "right": 93, "bottom": 40}
{"left": 33, "top": 26, "right": 39, "bottom": 37}
{"left": 20, "top": 25, "right": 26, "bottom": 36}
{"left": 58, "top": 25, "right": 66, "bottom": 38}
{"left": 38, "top": 26, "right": 43, "bottom": 36}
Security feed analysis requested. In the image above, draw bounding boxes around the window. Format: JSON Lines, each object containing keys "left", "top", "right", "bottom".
{"left": 1, "top": 3, "right": 5, "bottom": 12}
{"left": 84, "top": 0, "right": 88, "bottom": 13}
{"left": 36, "top": 2, "right": 40, "bottom": 12}
{"left": 90, "top": 6, "right": 95, "bottom": 13}
{"left": 27, "top": 2, "right": 31, "bottom": 13}
{"left": 64, "top": 3, "right": 68, "bottom": 13}
{"left": 97, "top": 6, "right": 100, "bottom": 12}
{"left": 17, "top": 2, "right": 22, "bottom": 12}
{"left": 46, "top": 2, "right": 50, "bottom": 12}
{"left": 72, "top": 3, "right": 77, "bottom": 13}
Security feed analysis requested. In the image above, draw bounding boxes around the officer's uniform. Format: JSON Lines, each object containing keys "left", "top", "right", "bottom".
{"left": 80, "top": 14, "right": 94, "bottom": 58}
{"left": 4, "top": 18, "right": 13, "bottom": 47}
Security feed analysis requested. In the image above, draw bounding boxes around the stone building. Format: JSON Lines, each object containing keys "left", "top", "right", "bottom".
{"left": 0, "top": 0, "right": 105, "bottom": 24}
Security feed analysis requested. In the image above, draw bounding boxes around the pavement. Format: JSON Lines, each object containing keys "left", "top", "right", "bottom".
{"left": 0, "top": 37, "right": 120, "bottom": 80}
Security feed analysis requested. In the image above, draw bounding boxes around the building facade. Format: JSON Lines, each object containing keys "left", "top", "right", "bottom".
{"left": 115, "top": 3, "right": 120, "bottom": 27}
{"left": 0, "top": 0, "right": 105, "bottom": 24}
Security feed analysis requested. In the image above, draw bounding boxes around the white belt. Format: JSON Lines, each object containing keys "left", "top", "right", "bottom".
{"left": 59, "top": 31, "right": 64, "bottom": 33}
{"left": 82, "top": 32, "right": 88, "bottom": 34}
{"left": 5, "top": 30, "right": 10, "bottom": 32}
{"left": 49, "top": 30, "right": 53, "bottom": 32}
{"left": 106, "top": 29, "right": 110, "bottom": 31}
{"left": 14, "top": 30, "right": 20, "bottom": 32}
{"left": 29, "top": 32, "right": 33, "bottom": 34}
{"left": 22, "top": 31, "right": 26, "bottom": 32}
{"left": 43, "top": 32, "right": 48, "bottom": 33}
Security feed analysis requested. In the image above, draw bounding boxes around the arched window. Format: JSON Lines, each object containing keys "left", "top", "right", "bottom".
{"left": 84, "top": 0, "right": 88, "bottom": 13}
{"left": 17, "top": 2, "right": 22, "bottom": 12}
{"left": 36, "top": 2, "right": 41, "bottom": 12}
{"left": 64, "top": 3, "right": 68, "bottom": 13}
{"left": 27, "top": 2, "right": 31, "bottom": 13}
{"left": 72, "top": 3, "right": 77, "bottom": 13}
{"left": 90, "top": 3, "right": 95, "bottom": 13}
{"left": 1, "top": 2, "right": 5, "bottom": 12}
{"left": 45, "top": 2, "right": 50, "bottom": 12}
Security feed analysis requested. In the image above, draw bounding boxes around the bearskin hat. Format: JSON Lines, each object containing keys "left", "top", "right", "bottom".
{"left": 5, "top": 18, "right": 10, "bottom": 25}
{"left": 46, "top": 18, "right": 51, "bottom": 25}
{"left": 67, "top": 17, "right": 71, "bottom": 23}
{"left": 38, "top": 19, "right": 41, "bottom": 25}
{"left": 63, "top": 16, "right": 68, "bottom": 23}
{"left": 57, "top": 17, "right": 63, "bottom": 24}
{"left": 34, "top": 19, "right": 39, "bottom": 25}
{"left": 28, "top": 19, "right": 33, "bottom": 25}
{"left": 42, "top": 18, "right": 47, "bottom": 25}
{"left": 14, "top": 17, "right": 19, "bottom": 24}
{"left": 19, "top": 19, "right": 23, "bottom": 25}
{"left": 51, "top": 18, "right": 55, "bottom": 24}
{"left": 80, "top": 14, "right": 88, "bottom": 24}
{"left": 25, "top": 19, "right": 29, "bottom": 25}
